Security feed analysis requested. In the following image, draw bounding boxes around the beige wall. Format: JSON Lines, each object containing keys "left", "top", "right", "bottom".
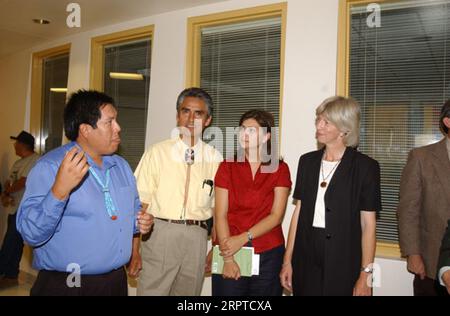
{"left": 0, "top": 49, "right": 35, "bottom": 275}
{"left": 0, "top": 50, "right": 32, "bottom": 179}
{"left": 0, "top": 0, "right": 414, "bottom": 295}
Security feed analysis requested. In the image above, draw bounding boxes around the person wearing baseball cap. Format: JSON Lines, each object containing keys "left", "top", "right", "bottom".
{"left": 0, "top": 131, "right": 39, "bottom": 288}
{"left": 10, "top": 131, "right": 35, "bottom": 152}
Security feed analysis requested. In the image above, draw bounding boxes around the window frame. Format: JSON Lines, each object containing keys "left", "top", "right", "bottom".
{"left": 337, "top": 0, "right": 407, "bottom": 259}
{"left": 90, "top": 25, "right": 154, "bottom": 91}
{"left": 30, "top": 44, "right": 71, "bottom": 154}
{"left": 186, "top": 2, "right": 287, "bottom": 152}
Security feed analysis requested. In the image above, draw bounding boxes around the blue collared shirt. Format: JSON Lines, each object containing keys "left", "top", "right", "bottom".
{"left": 17, "top": 142, "right": 141, "bottom": 275}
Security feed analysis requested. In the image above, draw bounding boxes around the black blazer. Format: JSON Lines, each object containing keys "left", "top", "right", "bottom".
{"left": 292, "top": 146, "right": 381, "bottom": 296}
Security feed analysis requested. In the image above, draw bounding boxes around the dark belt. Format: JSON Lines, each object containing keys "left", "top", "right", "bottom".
{"left": 156, "top": 218, "right": 208, "bottom": 231}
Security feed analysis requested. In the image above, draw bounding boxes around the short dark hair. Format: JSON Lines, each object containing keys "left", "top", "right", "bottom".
{"left": 440, "top": 99, "right": 450, "bottom": 134}
{"left": 239, "top": 109, "right": 274, "bottom": 134}
{"left": 176, "top": 87, "right": 213, "bottom": 117}
{"left": 64, "top": 90, "right": 116, "bottom": 141}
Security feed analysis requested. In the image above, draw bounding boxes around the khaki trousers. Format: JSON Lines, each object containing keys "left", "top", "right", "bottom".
{"left": 137, "top": 218, "right": 207, "bottom": 296}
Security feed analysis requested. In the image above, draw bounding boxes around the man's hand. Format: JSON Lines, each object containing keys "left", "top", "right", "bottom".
{"left": 1, "top": 194, "right": 10, "bottom": 207}
{"left": 137, "top": 212, "right": 154, "bottom": 234}
{"left": 1, "top": 180, "right": 12, "bottom": 207}
{"left": 442, "top": 270, "right": 450, "bottom": 294}
{"left": 3, "top": 180, "right": 10, "bottom": 193}
{"left": 127, "top": 251, "right": 142, "bottom": 278}
{"left": 407, "top": 254, "right": 426, "bottom": 279}
{"left": 4, "top": 180, "right": 12, "bottom": 195}
{"left": 51, "top": 148, "right": 89, "bottom": 200}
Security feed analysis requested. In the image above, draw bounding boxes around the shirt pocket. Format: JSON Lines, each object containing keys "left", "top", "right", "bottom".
{"left": 197, "top": 180, "right": 213, "bottom": 209}
{"left": 117, "top": 186, "right": 136, "bottom": 218}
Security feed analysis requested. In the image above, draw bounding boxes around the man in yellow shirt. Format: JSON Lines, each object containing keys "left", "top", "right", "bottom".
{"left": 132, "top": 87, "right": 222, "bottom": 295}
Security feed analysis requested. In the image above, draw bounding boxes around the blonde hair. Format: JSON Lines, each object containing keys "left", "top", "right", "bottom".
{"left": 316, "top": 96, "right": 360, "bottom": 147}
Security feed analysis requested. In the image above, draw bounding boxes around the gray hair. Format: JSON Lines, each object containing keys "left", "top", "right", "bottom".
{"left": 176, "top": 87, "right": 213, "bottom": 117}
{"left": 316, "top": 96, "right": 361, "bottom": 147}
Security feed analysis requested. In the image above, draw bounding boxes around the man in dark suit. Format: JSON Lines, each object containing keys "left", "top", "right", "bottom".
{"left": 398, "top": 99, "right": 450, "bottom": 296}
{"left": 437, "top": 220, "right": 450, "bottom": 295}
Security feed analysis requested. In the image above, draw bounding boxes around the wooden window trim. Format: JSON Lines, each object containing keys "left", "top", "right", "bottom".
{"left": 90, "top": 25, "right": 154, "bottom": 91}
{"left": 30, "top": 44, "right": 71, "bottom": 154}
{"left": 185, "top": 2, "right": 287, "bottom": 147}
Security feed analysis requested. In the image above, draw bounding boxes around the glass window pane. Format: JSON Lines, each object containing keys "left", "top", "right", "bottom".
{"left": 41, "top": 53, "right": 70, "bottom": 153}
{"left": 103, "top": 39, "right": 151, "bottom": 170}
{"left": 349, "top": 0, "right": 450, "bottom": 242}
{"left": 200, "top": 17, "right": 282, "bottom": 157}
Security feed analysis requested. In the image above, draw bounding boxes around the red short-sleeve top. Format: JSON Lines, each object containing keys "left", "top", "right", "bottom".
{"left": 214, "top": 160, "right": 292, "bottom": 253}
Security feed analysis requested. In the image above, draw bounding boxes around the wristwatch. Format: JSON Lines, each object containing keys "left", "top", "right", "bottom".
{"left": 247, "top": 230, "right": 253, "bottom": 242}
{"left": 361, "top": 266, "right": 374, "bottom": 274}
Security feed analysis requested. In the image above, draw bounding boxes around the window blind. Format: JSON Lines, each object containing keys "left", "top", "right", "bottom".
{"left": 200, "top": 17, "right": 282, "bottom": 157}
{"left": 104, "top": 39, "right": 151, "bottom": 170}
{"left": 349, "top": 0, "right": 450, "bottom": 242}
{"left": 42, "top": 53, "right": 70, "bottom": 153}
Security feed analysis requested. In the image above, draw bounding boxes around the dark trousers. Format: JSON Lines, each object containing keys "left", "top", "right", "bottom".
{"left": 212, "top": 245, "right": 284, "bottom": 296}
{"left": 413, "top": 275, "right": 449, "bottom": 296}
{"left": 31, "top": 267, "right": 128, "bottom": 296}
{"left": 0, "top": 213, "right": 24, "bottom": 278}
{"left": 293, "top": 227, "right": 326, "bottom": 296}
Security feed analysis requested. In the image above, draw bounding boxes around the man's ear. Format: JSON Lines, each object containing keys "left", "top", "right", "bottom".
{"left": 78, "top": 123, "right": 91, "bottom": 139}
{"left": 204, "top": 115, "right": 212, "bottom": 128}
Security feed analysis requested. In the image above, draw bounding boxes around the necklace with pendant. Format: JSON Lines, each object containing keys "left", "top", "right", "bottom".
{"left": 320, "top": 158, "right": 341, "bottom": 188}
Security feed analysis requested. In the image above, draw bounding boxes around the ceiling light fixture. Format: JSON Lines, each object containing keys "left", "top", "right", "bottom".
{"left": 50, "top": 88, "right": 68, "bottom": 93}
{"left": 33, "top": 19, "right": 51, "bottom": 24}
{"left": 109, "top": 72, "right": 144, "bottom": 80}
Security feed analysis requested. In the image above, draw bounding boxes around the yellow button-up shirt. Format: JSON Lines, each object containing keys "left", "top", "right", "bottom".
{"left": 135, "top": 138, "right": 222, "bottom": 221}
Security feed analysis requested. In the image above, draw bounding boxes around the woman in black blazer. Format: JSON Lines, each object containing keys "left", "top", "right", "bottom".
{"left": 280, "top": 96, "right": 381, "bottom": 296}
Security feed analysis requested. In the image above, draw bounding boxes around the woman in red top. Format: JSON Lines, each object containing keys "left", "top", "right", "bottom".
{"left": 213, "top": 109, "right": 291, "bottom": 296}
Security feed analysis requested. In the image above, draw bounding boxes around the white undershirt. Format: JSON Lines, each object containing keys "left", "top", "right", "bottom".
{"left": 312, "top": 160, "right": 340, "bottom": 228}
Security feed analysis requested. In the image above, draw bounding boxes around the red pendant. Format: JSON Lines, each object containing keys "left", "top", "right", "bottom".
{"left": 111, "top": 215, "right": 118, "bottom": 220}
{"left": 320, "top": 181, "right": 327, "bottom": 188}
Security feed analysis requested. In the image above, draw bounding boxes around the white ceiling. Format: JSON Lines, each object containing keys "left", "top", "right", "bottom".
{"left": 0, "top": 0, "right": 229, "bottom": 58}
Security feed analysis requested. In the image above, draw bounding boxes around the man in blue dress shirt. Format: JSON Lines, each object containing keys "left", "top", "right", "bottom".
{"left": 17, "top": 90, "right": 153, "bottom": 296}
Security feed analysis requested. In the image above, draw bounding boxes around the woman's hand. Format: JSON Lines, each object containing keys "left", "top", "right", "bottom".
{"left": 220, "top": 234, "right": 247, "bottom": 257}
{"left": 353, "top": 272, "right": 372, "bottom": 296}
{"left": 280, "top": 262, "right": 293, "bottom": 292}
{"left": 222, "top": 259, "right": 241, "bottom": 280}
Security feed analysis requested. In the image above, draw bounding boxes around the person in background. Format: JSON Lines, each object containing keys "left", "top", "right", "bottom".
{"left": 398, "top": 99, "right": 450, "bottom": 296}
{"left": 437, "top": 219, "right": 450, "bottom": 295}
{"left": 0, "top": 131, "right": 39, "bottom": 288}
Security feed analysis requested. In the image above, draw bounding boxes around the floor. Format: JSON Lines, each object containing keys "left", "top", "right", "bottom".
{"left": 0, "top": 272, "right": 35, "bottom": 296}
